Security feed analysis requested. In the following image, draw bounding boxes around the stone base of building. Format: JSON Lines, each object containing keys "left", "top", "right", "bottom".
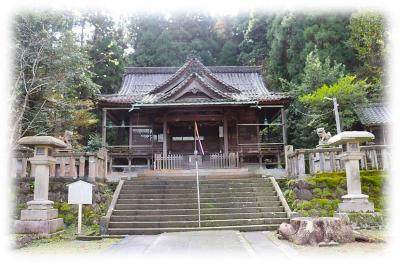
{"left": 15, "top": 208, "right": 64, "bottom": 235}
{"left": 338, "top": 194, "right": 375, "bottom": 213}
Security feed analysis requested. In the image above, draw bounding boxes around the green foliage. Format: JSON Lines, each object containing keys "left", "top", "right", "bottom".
{"left": 12, "top": 11, "right": 385, "bottom": 151}
{"left": 54, "top": 202, "right": 77, "bottom": 226}
{"left": 86, "top": 13, "right": 126, "bottom": 94}
{"left": 347, "top": 212, "right": 384, "bottom": 229}
{"left": 85, "top": 133, "right": 102, "bottom": 152}
{"left": 293, "top": 75, "right": 369, "bottom": 147}
{"left": 127, "top": 12, "right": 221, "bottom": 66}
{"left": 349, "top": 11, "right": 385, "bottom": 96}
{"left": 283, "top": 51, "right": 346, "bottom": 148}
{"left": 295, "top": 198, "right": 341, "bottom": 217}
{"left": 13, "top": 12, "right": 101, "bottom": 147}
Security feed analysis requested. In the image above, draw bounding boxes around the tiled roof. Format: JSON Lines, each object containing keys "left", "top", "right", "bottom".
{"left": 354, "top": 103, "right": 391, "bottom": 126}
{"left": 98, "top": 57, "right": 291, "bottom": 106}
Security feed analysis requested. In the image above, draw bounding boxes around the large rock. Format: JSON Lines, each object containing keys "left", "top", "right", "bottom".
{"left": 293, "top": 180, "right": 313, "bottom": 200}
{"left": 278, "top": 217, "right": 354, "bottom": 246}
{"left": 293, "top": 187, "right": 313, "bottom": 200}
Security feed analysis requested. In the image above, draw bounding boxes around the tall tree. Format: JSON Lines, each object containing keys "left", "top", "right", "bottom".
{"left": 282, "top": 50, "right": 345, "bottom": 148}
{"left": 349, "top": 11, "right": 385, "bottom": 99}
{"left": 127, "top": 12, "right": 219, "bottom": 66}
{"left": 85, "top": 12, "right": 126, "bottom": 94}
{"left": 13, "top": 12, "right": 100, "bottom": 148}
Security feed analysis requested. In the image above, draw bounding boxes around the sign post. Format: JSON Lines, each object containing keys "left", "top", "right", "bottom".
{"left": 67, "top": 180, "right": 94, "bottom": 235}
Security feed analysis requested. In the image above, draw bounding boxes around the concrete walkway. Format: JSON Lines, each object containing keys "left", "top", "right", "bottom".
{"left": 104, "top": 230, "right": 298, "bottom": 257}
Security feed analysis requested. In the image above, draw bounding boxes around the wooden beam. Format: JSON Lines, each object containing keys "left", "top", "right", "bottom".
{"left": 162, "top": 114, "right": 224, "bottom": 122}
{"left": 102, "top": 108, "right": 107, "bottom": 147}
{"left": 281, "top": 107, "right": 287, "bottom": 145}
{"left": 223, "top": 113, "right": 229, "bottom": 154}
{"left": 163, "top": 116, "right": 168, "bottom": 157}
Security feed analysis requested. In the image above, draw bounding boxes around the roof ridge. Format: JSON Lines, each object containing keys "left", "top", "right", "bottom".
{"left": 124, "top": 65, "right": 263, "bottom": 74}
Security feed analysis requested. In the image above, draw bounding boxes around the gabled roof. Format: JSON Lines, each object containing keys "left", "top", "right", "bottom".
{"left": 98, "top": 56, "right": 291, "bottom": 107}
{"left": 354, "top": 103, "right": 391, "bottom": 126}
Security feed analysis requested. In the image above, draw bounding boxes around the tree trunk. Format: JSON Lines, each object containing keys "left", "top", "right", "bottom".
{"left": 278, "top": 217, "right": 354, "bottom": 246}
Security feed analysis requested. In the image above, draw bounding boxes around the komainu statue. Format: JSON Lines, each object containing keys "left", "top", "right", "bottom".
{"left": 316, "top": 127, "right": 332, "bottom": 146}
{"left": 59, "top": 130, "right": 73, "bottom": 150}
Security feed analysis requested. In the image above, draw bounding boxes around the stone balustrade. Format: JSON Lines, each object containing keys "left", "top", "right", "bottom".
{"left": 286, "top": 145, "right": 390, "bottom": 178}
{"left": 12, "top": 148, "right": 108, "bottom": 181}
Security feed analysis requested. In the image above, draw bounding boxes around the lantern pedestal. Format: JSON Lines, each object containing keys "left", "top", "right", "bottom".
{"left": 14, "top": 136, "right": 67, "bottom": 236}
{"left": 328, "top": 131, "right": 375, "bottom": 213}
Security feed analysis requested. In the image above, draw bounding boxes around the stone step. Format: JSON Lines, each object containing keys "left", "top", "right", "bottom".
{"left": 114, "top": 201, "right": 282, "bottom": 210}
{"left": 117, "top": 196, "right": 279, "bottom": 205}
{"left": 108, "top": 217, "right": 288, "bottom": 229}
{"left": 109, "top": 212, "right": 288, "bottom": 222}
{"left": 107, "top": 224, "right": 281, "bottom": 235}
{"left": 119, "top": 182, "right": 273, "bottom": 190}
{"left": 123, "top": 179, "right": 271, "bottom": 186}
{"left": 120, "top": 186, "right": 275, "bottom": 194}
{"left": 112, "top": 206, "right": 285, "bottom": 216}
{"left": 118, "top": 190, "right": 277, "bottom": 199}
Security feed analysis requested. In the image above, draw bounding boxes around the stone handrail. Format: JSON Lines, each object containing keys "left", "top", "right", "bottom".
{"left": 265, "top": 175, "right": 294, "bottom": 218}
{"left": 11, "top": 148, "right": 108, "bottom": 181}
{"left": 286, "top": 145, "right": 390, "bottom": 178}
{"left": 100, "top": 179, "right": 124, "bottom": 235}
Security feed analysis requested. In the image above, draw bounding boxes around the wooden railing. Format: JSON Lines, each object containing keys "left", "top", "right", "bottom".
{"left": 210, "top": 152, "right": 239, "bottom": 168}
{"left": 287, "top": 145, "right": 390, "bottom": 178}
{"left": 12, "top": 148, "right": 108, "bottom": 181}
{"left": 154, "top": 153, "right": 184, "bottom": 170}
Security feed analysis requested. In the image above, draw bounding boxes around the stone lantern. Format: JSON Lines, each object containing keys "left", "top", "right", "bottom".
{"left": 15, "top": 136, "right": 67, "bottom": 236}
{"left": 327, "top": 131, "right": 375, "bottom": 212}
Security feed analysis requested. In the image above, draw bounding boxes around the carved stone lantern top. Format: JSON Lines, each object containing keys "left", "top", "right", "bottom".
{"left": 18, "top": 136, "right": 68, "bottom": 148}
{"left": 327, "top": 131, "right": 375, "bottom": 146}
{"left": 18, "top": 136, "right": 67, "bottom": 162}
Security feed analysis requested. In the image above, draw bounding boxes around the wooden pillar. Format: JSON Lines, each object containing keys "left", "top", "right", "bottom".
{"left": 102, "top": 108, "right": 107, "bottom": 147}
{"left": 163, "top": 117, "right": 168, "bottom": 157}
{"left": 256, "top": 121, "right": 262, "bottom": 168}
{"left": 79, "top": 156, "right": 85, "bottom": 177}
{"left": 281, "top": 107, "right": 287, "bottom": 145}
{"left": 223, "top": 113, "right": 229, "bottom": 155}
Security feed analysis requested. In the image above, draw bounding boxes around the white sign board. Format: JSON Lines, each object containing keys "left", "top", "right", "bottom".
{"left": 67, "top": 180, "right": 93, "bottom": 205}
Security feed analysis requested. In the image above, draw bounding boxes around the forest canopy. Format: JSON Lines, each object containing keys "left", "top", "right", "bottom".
{"left": 12, "top": 10, "right": 386, "bottom": 149}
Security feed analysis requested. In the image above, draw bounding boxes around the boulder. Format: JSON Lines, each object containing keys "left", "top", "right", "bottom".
{"left": 293, "top": 187, "right": 313, "bottom": 200}
{"left": 278, "top": 217, "right": 354, "bottom": 246}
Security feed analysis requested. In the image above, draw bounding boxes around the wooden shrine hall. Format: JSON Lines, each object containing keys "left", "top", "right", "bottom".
{"left": 97, "top": 55, "right": 291, "bottom": 174}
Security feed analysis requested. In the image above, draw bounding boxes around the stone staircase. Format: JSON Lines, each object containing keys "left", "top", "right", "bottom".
{"left": 106, "top": 175, "right": 289, "bottom": 235}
